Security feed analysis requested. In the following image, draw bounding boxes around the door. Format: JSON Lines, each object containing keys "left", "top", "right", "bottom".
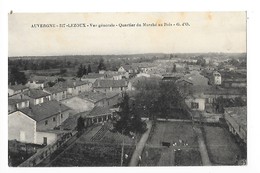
{"left": 43, "top": 137, "right": 47, "bottom": 145}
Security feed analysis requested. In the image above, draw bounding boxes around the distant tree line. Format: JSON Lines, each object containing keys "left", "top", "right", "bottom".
{"left": 76, "top": 59, "right": 106, "bottom": 78}
{"left": 9, "top": 67, "right": 27, "bottom": 85}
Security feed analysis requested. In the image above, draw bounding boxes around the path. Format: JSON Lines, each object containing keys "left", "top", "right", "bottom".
{"left": 193, "top": 126, "right": 212, "bottom": 166}
{"left": 129, "top": 121, "right": 152, "bottom": 166}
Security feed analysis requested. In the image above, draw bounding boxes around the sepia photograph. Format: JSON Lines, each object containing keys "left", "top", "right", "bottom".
{"left": 7, "top": 12, "right": 247, "bottom": 167}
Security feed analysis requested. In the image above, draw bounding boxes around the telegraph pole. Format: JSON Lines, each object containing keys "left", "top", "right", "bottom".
{"left": 120, "top": 139, "right": 125, "bottom": 166}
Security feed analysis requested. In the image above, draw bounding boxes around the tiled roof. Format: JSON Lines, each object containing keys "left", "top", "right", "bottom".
{"left": 204, "top": 88, "right": 245, "bottom": 96}
{"left": 60, "top": 112, "right": 89, "bottom": 130}
{"left": 176, "top": 78, "right": 193, "bottom": 84}
{"left": 80, "top": 91, "right": 107, "bottom": 103}
{"left": 93, "top": 79, "right": 127, "bottom": 88}
{"left": 9, "top": 84, "right": 28, "bottom": 91}
{"left": 132, "top": 63, "right": 155, "bottom": 68}
{"left": 8, "top": 99, "right": 29, "bottom": 105}
{"left": 44, "top": 86, "right": 67, "bottom": 94}
{"left": 182, "top": 71, "right": 209, "bottom": 86}
{"left": 120, "top": 65, "right": 133, "bottom": 71}
{"left": 106, "top": 92, "right": 119, "bottom": 99}
{"left": 55, "top": 80, "right": 90, "bottom": 89}
{"left": 20, "top": 100, "right": 70, "bottom": 122}
{"left": 223, "top": 78, "right": 247, "bottom": 82}
{"left": 23, "top": 89, "right": 50, "bottom": 99}
{"left": 30, "top": 75, "right": 58, "bottom": 82}
{"left": 85, "top": 106, "right": 112, "bottom": 117}
{"left": 82, "top": 73, "right": 104, "bottom": 79}
{"left": 225, "top": 107, "right": 247, "bottom": 130}
{"left": 104, "top": 71, "right": 121, "bottom": 76}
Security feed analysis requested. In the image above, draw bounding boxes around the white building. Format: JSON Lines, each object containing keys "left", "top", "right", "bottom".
{"left": 212, "top": 71, "right": 221, "bottom": 85}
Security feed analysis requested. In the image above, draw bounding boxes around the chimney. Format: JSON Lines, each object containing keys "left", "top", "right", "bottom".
{"left": 28, "top": 106, "right": 33, "bottom": 116}
{"left": 73, "top": 81, "right": 76, "bottom": 87}
{"left": 59, "top": 103, "right": 62, "bottom": 113}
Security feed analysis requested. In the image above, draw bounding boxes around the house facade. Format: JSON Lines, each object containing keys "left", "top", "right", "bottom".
{"left": 93, "top": 79, "right": 128, "bottom": 94}
{"left": 9, "top": 111, "right": 37, "bottom": 144}
{"left": 22, "top": 89, "right": 51, "bottom": 106}
{"left": 8, "top": 99, "right": 30, "bottom": 113}
{"left": 118, "top": 65, "right": 139, "bottom": 78}
{"left": 20, "top": 100, "right": 71, "bottom": 131}
{"left": 8, "top": 111, "right": 64, "bottom": 145}
{"left": 81, "top": 73, "right": 105, "bottom": 83}
{"left": 55, "top": 80, "right": 92, "bottom": 96}
{"left": 212, "top": 71, "right": 222, "bottom": 85}
{"left": 185, "top": 95, "right": 206, "bottom": 111}
{"left": 80, "top": 106, "right": 114, "bottom": 126}
{"left": 43, "top": 86, "right": 67, "bottom": 101}
{"left": 26, "top": 80, "right": 45, "bottom": 89}
{"left": 8, "top": 85, "right": 29, "bottom": 97}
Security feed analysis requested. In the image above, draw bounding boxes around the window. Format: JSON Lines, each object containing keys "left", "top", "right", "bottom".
{"left": 45, "top": 120, "right": 48, "bottom": 125}
{"left": 207, "top": 98, "right": 213, "bottom": 104}
{"left": 53, "top": 117, "right": 56, "bottom": 122}
{"left": 191, "top": 102, "right": 199, "bottom": 109}
{"left": 61, "top": 114, "right": 63, "bottom": 119}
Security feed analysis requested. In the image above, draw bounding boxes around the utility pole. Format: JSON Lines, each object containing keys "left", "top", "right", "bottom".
{"left": 120, "top": 139, "right": 125, "bottom": 166}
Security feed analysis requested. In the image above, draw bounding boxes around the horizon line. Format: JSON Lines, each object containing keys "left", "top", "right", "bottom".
{"left": 8, "top": 52, "right": 247, "bottom": 58}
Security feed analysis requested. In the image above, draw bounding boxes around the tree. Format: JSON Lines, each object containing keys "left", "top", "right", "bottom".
{"left": 172, "top": 63, "right": 177, "bottom": 72}
{"left": 130, "top": 107, "right": 147, "bottom": 134}
{"left": 114, "top": 93, "right": 147, "bottom": 135}
{"left": 196, "top": 58, "right": 206, "bottom": 67}
{"left": 97, "top": 58, "right": 106, "bottom": 71}
{"left": 77, "top": 116, "right": 85, "bottom": 132}
{"left": 115, "top": 93, "right": 131, "bottom": 134}
{"left": 76, "top": 64, "right": 84, "bottom": 78}
{"left": 9, "top": 67, "right": 27, "bottom": 85}
{"left": 214, "top": 97, "right": 246, "bottom": 113}
{"left": 87, "top": 64, "right": 92, "bottom": 74}
{"left": 82, "top": 65, "right": 87, "bottom": 76}
{"left": 47, "top": 81, "right": 56, "bottom": 87}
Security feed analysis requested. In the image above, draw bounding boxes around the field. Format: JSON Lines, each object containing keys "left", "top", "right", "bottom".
{"left": 148, "top": 121, "right": 198, "bottom": 147}
{"left": 50, "top": 143, "right": 134, "bottom": 166}
{"left": 203, "top": 125, "right": 244, "bottom": 165}
{"left": 175, "top": 149, "right": 202, "bottom": 166}
{"left": 49, "top": 123, "right": 136, "bottom": 166}
{"left": 141, "top": 121, "right": 202, "bottom": 166}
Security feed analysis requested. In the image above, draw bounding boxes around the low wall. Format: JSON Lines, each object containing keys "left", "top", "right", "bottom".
{"left": 18, "top": 132, "right": 74, "bottom": 167}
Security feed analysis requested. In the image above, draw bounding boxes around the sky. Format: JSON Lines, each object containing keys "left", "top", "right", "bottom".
{"left": 8, "top": 12, "right": 246, "bottom": 56}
